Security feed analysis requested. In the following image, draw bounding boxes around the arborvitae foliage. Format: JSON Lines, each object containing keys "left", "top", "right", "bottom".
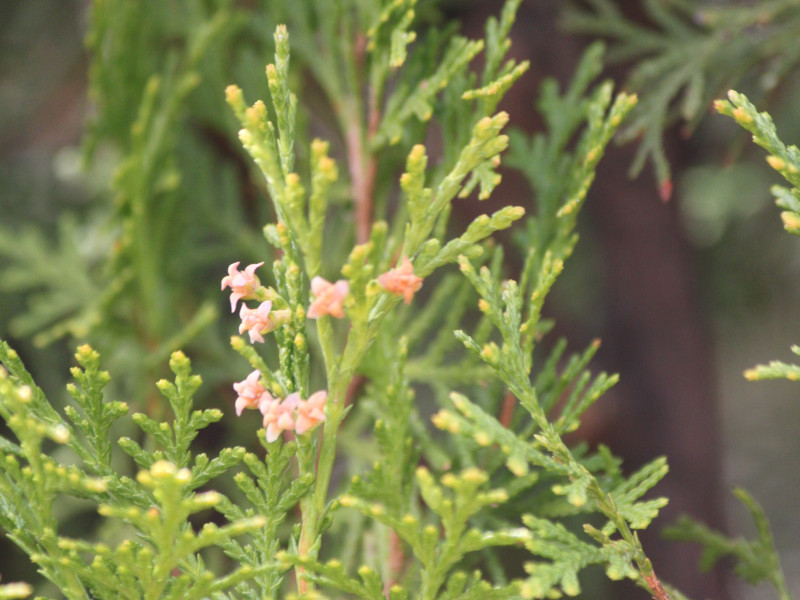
{"left": 3, "top": 1, "right": 796, "bottom": 600}
{"left": 563, "top": 0, "right": 800, "bottom": 198}
{"left": 0, "top": 343, "right": 261, "bottom": 599}
{"left": 666, "top": 487, "right": 791, "bottom": 600}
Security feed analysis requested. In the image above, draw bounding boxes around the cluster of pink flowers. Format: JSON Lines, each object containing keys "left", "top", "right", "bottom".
{"left": 233, "top": 369, "right": 327, "bottom": 442}
{"left": 223, "top": 257, "right": 424, "bottom": 438}
{"left": 223, "top": 257, "right": 424, "bottom": 327}
{"left": 306, "top": 256, "right": 424, "bottom": 319}
{"left": 222, "top": 262, "right": 290, "bottom": 343}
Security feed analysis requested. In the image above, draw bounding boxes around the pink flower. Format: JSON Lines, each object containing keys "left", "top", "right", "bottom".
{"left": 221, "top": 261, "right": 264, "bottom": 312}
{"left": 251, "top": 390, "right": 328, "bottom": 442}
{"left": 239, "top": 301, "right": 289, "bottom": 343}
{"left": 232, "top": 370, "right": 272, "bottom": 416}
{"left": 377, "top": 257, "right": 423, "bottom": 305}
{"left": 295, "top": 390, "right": 327, "bottom": 435}
{"left": 260, "top": 393, "right": 298, "bottom": 443}
{"left": 307, "top": 277, "right": 349, "bottom": 319}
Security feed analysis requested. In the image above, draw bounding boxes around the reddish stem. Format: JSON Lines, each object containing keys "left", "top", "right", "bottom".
{"left": 383, "top": 528, "right": 405, "bottom": 596}
{"left": 346, "top": 121, "right": 376, "bottom": 244}
{"left": 499, "top": 390, "right": 516, "bottom": 428}
{"left": 644, "top": 568, "right": 671, "bottom": 600}
{"left": 345, "top": 32, "right": 380, "bottom": 245}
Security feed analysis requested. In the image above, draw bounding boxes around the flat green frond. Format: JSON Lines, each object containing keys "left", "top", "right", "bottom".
{"left": 349, "top": 337, "right": 417, "bottom": 518}
{"left": 339, "top": 466, "right": 528, "bottom": 600}
{"left": 373, "top": 36, "right": 484, "bottom": 148}
{"left": 136, "top": 351, "right": 211, "bottom": 468}
{"left": 281, "top": 553, "right": 389, "bottom": 600}
{"left": 0, "top": 219, "right": 104, "bottom": 344}
{"left": 717, "top": 90, "right": 800, "bottom": 236}
{"left": 606, "top": 457, "right": 669, "bottom": 530}
{"left": 83, "top": 460, "right": 272, "bottom": 599}
{"left": 664, "top": 488, "right": 792, "bottom": 600}
{"left": 564, "top": 0, "right": 800, "bottom": 193}
{"left": 522, "top": 515, "right": 606, "bottom": 598}
{"left": 0, "top": 341, "right": 63, "bottom": 430}
{"left": 367, "top": 0, "right": 418, "bottom": 69}
{"left": 191, "top": 447, "right": 247, "bottom": 489}
{"left": 400, "top": 112, "right": 510, "bottom": 259}
{"left": 440, "top": 570, "right": 522, "bottom": 600}
{"left": 744, "top": 358, "right": 800, "bottom": 382}
{"left": 508, "top": 44, "right": 635, "bottom": 283}
{"left": 482, "top": 0, "right": 522, "bottom": 82}
{"left": 432, "top": 392, "right": 557, "bottom": 478}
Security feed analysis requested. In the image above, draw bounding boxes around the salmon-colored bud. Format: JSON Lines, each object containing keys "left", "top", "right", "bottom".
{"left": 295, "top": 390, "right": 327, "bottom": 435}
{"left": 308, "top": 277, "right": 349, "bottom": 319}
{"left": 377, "top": 257, "right": 423, "bottom": 305}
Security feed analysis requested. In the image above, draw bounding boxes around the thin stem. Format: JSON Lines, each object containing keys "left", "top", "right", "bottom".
{"left": 499, "top": 390, "right": 516, "bottom": 428}
{"left": 641, "top": 564, "right": 671, "bottom": 600}
{"left": 295, "top": 25, "right": 384, "bottom": 589}
{"left": 296, "top": 430, "right": 324, "bottom": 592}
{"left": 343, "top": 31, "right": 378, "bottom": 244}
{"left": 772, "top": 563, "right": 792, "bottom": 600}
{"left": 516, "top": 372, "right": 669, "bottom": 600}
{"left": 344, "top": 103, "right": 377, "bottom": 244}
{"left": 384, "top": 528, "right": 405, "bottom": 594}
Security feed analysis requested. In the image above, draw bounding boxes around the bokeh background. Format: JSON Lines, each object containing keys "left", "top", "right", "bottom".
{"left": 1, "top": 1, "right": 798, "bottom": 598}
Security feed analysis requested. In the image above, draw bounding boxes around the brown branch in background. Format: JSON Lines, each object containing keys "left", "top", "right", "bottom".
{"left": 367, "top": 84, "right": 381, "bottom": 140}
{"left": 383, "top": 528, "right": 405, "bottom": 596}
{"left": 346, "top": 120, "right": 376, "bottom": 244}
{"left": 344, "top": 32, "right": 379, "bottom": 245}
{"left": 499, "top": 390, "right": 516, "bottom": 428}
{"left": 344, "top": 374, "right": 366, "bottom": 408}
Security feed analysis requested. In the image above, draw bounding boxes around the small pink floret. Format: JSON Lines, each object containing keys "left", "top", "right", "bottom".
{"left": 260, "top": 393, "right": 298, "bottom": 443}
{"left": 221, "top": 261, "right": 264, "bottom": 312}
{"left": 256, "top": 390, "right": 327, "bottom": 442}
{"left": 232, "top": 370, "right": 272, "bottom": 416}
{"left": 239, "top": 301, "right": 274, "bottom": 344}
{"left": 377, "top": 257, "right": 423, "bottom": 304}
{"left": 307, "top": 277, "right": 349, "bottom": 319}
{"left": 295, "top": 390, "right": 327, "bottom": 435}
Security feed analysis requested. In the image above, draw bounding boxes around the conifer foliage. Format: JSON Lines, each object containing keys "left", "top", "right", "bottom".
{"left": 0, "top": 1, "right": 796, "bottom": 599}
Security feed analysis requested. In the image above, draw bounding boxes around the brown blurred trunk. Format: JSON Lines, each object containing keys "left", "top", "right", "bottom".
{"left": 587, "top": 141, "right": 727, "bottom": 599}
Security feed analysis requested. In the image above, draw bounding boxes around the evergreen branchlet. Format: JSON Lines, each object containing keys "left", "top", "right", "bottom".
{"left": 1, "top": 2, "right": 797, "bottom": 600}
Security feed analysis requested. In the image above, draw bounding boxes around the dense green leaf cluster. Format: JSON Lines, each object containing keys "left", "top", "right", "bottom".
{"left": 0, "top": 1, "right": 672, "bottom": 596}
{"left": 0, "top": 344, "right": 263, "bottom": 599}
{"left": 3, "top": 1, "right": 798, "bottom": 599}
